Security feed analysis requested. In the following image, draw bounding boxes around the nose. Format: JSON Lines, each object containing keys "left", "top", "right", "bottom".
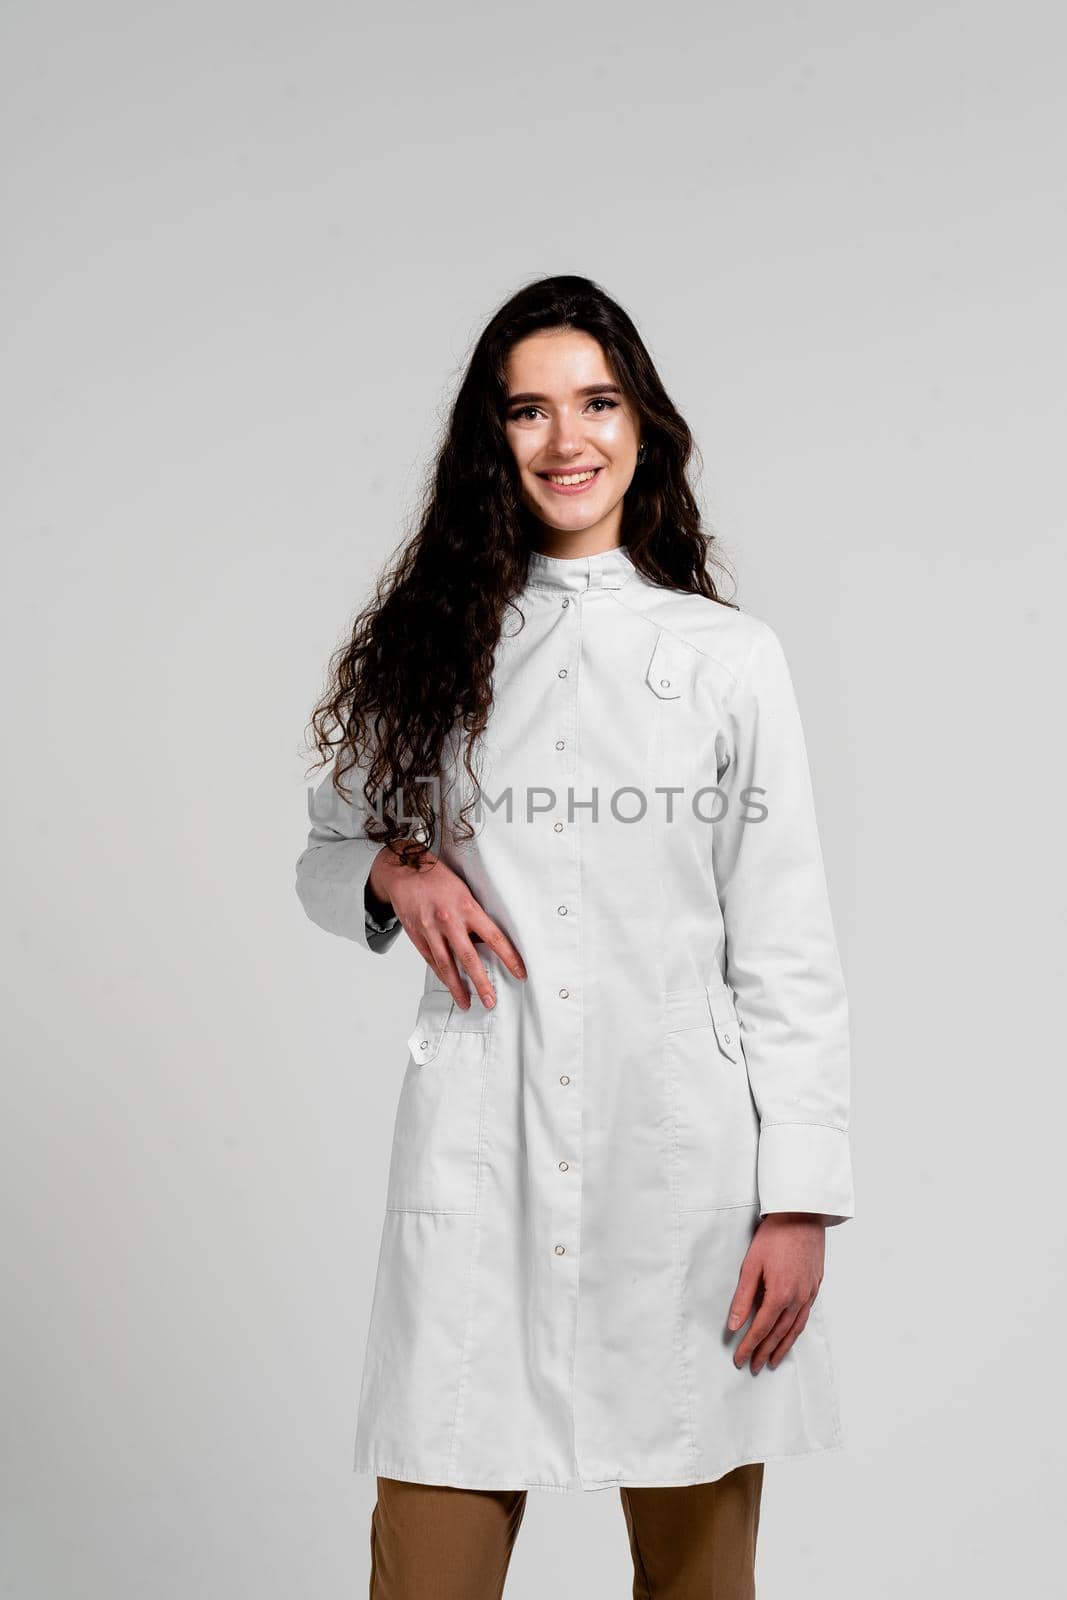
{"left": 545, "top": 410, "right": 585, "bottom": 456}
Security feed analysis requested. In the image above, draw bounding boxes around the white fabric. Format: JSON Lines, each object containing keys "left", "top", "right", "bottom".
{"left": 295, "top": 542, "right": 854, "bottom": 1493}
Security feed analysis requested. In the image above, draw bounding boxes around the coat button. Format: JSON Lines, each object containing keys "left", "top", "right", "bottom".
{"left": 558, "top": 668, "right": 568, "bottom": 677}
{"left": 555, "top": 739, "right": 565, "bottom": 750}
{"left": 559, "top": 1161, "right": 569, "bottom": 1171}
{"left": 723, "top": 1032, "right": 732, "bottom": 1043}
{"left": 559, "top": 1074, "right": 570, "bottom": 1085}
{"left": 559, "top": 988, "right": 569, "bottom": 998}
{"left": 553, "top": 821, "right": 563, "bottom": 832}
{"left": 554, "top": 1244, "right": 566, "bottom": 1255}
{"left": 557, "top": 905, "right": 568, "bottom": 915}
{"left": 562, "top": 598, "right": 570, "bottom": 608}
{"left": 660, "top": 677, "right": 671, "bottom": 688}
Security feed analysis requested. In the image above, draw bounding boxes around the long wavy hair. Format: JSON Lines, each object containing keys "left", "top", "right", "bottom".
{"left": 301, "top": 273, "right": 737, "bottom": 874}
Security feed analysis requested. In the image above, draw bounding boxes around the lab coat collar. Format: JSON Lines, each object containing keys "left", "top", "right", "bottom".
{"left": 524, "top": 543, "right": 638, "bottom": 592}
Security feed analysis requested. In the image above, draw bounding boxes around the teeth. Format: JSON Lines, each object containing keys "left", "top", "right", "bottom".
{"left": 546, "top": 470, "right": 598, "bottom": 485}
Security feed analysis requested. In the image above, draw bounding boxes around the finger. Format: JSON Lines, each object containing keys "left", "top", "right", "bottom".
{"left": 750, "top": 1304, "right": 802, "bottom": 1374}
{"left": 417, "top": 930, "right": 473, "bottom": 1006}
{"left": 768, "top": 1303, "right": 813, "bottom": 1370}
{"left": 469, "top": 913, "right": 527, "bottom": 982}
{"left": 445, "top": 928, "right": 498, "bottom": 1009}
{"left": 727, "top": 1253, "right": 763, "bottom": 1333}
{"left": 733, "top": 1292, "right": 792, "bottom": 1368}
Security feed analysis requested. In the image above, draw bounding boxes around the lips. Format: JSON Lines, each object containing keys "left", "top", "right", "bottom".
{"left": 537, "top": 467, "right": 604, "bottom": 495}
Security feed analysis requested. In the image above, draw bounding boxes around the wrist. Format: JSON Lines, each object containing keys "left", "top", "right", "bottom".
{"left": 368, "top": 845, "right": 398, "bottom": 909}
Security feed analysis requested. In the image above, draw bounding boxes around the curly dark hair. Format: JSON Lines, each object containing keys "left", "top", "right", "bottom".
{"left": 301, "top": 272, "right": 737, "bottom": 876}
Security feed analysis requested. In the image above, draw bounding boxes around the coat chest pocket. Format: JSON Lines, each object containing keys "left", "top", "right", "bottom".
{"left": 385, "top": 991, "right": 495, "bottom": 1215}
{"left": 664, "top": 983, "right": 759, "bottom": 1211}
{"left": 644, "top": 629, "right": 698, "bottom": 790}
{"left": 645, "top": 628, "right": 695, "bottom": 701}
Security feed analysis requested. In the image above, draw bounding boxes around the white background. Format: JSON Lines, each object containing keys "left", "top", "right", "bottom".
{"left": 3, "top": 1, "right": 1064, "bottom": 1594}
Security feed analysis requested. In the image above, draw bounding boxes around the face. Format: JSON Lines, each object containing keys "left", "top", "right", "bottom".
{"left": 503, "top": 328, "right": 642, "bottom": 554}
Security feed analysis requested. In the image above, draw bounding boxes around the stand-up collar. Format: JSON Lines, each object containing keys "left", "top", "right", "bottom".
{"left": 524, "top": 543, "right": 638, "bottom": 593}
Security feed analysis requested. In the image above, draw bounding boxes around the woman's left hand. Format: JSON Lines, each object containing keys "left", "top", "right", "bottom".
{"left": 726, "top": 1213, "right": 828, "bottom": 1374}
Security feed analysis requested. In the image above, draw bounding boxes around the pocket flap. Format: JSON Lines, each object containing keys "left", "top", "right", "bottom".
{"left": 706, "top": 987, "right": 742, "bottom": 1063}
{"left": 406, "top": 992, "right": 455, "bottom": 1065}
{"left": 645, "top": 630, "right": 688, "bottom": 699}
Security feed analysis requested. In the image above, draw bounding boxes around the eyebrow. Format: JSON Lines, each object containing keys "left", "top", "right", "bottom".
{"left": 505, "top": 383, "right": 622, "bottom": 406}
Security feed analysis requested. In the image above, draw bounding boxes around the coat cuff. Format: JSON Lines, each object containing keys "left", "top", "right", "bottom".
{"left": 757, "top": 1122, "right": 855, "bottom": 1225}
{"left": 295, "top": 835, "right": 404, "bottom": 955}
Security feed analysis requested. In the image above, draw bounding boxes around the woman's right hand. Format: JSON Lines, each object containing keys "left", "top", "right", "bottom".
{"left": 368, "top": 844, "right": 526, "bottom": 1009}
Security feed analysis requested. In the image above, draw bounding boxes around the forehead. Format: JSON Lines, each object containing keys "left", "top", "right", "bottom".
{"left": 504, "top": 328, "right": 615, "bottom": 395}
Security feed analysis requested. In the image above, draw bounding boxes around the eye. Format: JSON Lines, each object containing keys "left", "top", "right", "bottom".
{"left": 588, "top": 397, "right": 618, "bottom": 413}
{"left": 508, "top": 405, "right": 542, "bottom": 422}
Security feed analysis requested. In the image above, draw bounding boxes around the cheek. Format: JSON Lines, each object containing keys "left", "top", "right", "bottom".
{"left": 504, "top": 429, "right": 539, "bottom": 475}
{"left": 597, "top": 414, "right": 638, "bottom": 458}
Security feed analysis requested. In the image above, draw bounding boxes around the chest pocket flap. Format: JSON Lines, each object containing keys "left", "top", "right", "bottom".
{"left": 645, "top": 629, "right": 692, "bottom": 700}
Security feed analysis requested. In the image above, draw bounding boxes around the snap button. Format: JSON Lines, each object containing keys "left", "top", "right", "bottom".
{"left": 554, "top": 1244, "right": 566, "bottom": 1255}
{"left": 559, "top": 988, "right": 569, "bottom": 998}
{"left": 559, "top": 1074, "right": 570, "bottom": 1085}
{"left": 555, "top": 740, "right": 565, "bottom": 750}
{"left": 558, "top": 668, "right": 568, "bottom": 677}
{"left": 553, "top": 821, "right": 563, "bottom": 832}
{"left": 559, "top": 1161, "right": 569, "bottom": 1171}
{"left": 557, "top": 905, "right": 568, "bottom": 915}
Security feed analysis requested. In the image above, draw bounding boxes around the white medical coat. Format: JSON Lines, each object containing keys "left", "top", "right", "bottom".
{"left": 295, "top": 542, "right": 854, "bottom": 1493}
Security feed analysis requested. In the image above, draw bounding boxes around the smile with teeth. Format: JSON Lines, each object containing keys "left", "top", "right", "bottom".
{"left": 541, "top": 468, "right": 601, "bottom": 486}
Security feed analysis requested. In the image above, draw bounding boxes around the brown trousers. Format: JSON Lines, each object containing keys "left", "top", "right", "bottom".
{"left": 369, "top": 1462, "right": 764, "bottom": 1599}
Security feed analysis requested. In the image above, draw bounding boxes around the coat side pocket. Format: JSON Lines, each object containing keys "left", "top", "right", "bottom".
{"left": 664, "top": 983, "right": 759, "bottom": 1211}
{"left": 388, "top": 991, "right": 495, "bottom": 1215}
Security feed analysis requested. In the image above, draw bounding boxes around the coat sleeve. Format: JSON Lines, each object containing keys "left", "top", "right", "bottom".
{"left": 712, "top": 621, "right": 855, "bottom": 1225}
{"left": 295, "top": 763, "right": 405, "bottom": 955}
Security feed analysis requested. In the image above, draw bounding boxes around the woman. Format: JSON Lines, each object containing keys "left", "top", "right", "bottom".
{"left": 295, "top": 275, "right": 854, "bottom": 1598}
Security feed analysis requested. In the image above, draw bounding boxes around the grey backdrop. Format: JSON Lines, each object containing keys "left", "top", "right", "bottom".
{"left": 3, "top": 1, "right": 1064, "bottom": 1595}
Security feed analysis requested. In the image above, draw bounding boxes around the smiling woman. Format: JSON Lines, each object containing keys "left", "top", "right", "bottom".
{"left": 294, "top": 273, "right": 853, "bottom": 1599}
{"left": 505, "top": 353, "right": 636, "bottom": 515}
{"left": 505, "top": 341, "right": 641, "bottom": 527}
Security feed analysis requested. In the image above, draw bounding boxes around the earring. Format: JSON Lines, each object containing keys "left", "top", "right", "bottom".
{"left": 637, "top": 444, "right": 647, "bottom": 464}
